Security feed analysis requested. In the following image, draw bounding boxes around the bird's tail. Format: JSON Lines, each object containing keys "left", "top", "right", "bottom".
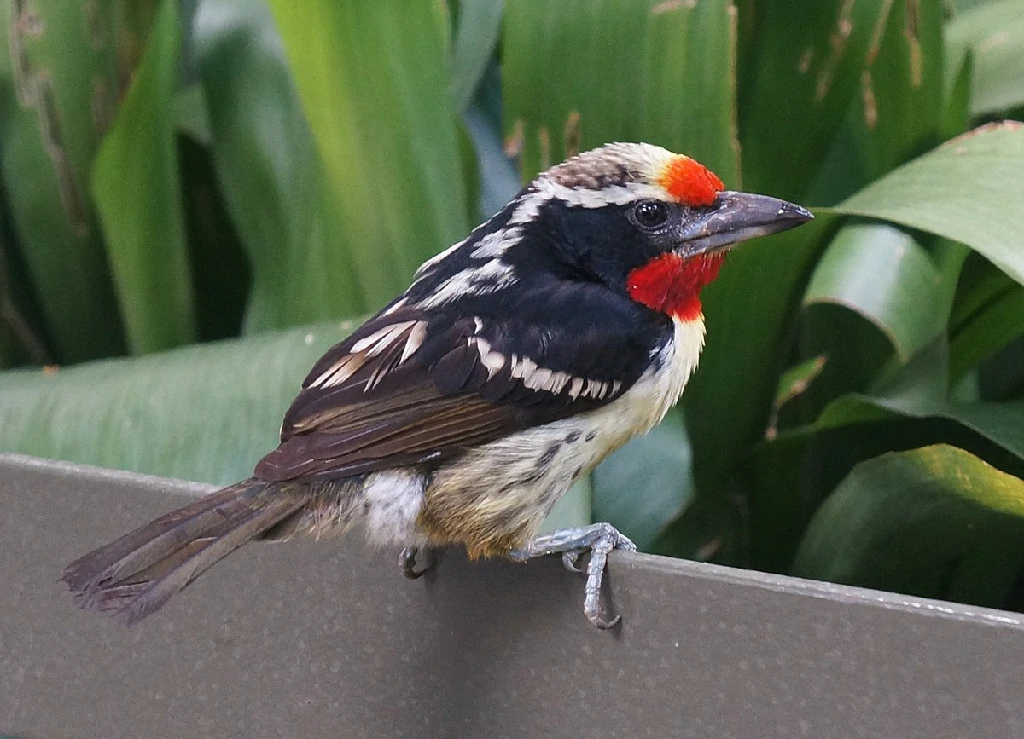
{"left": 62, "top": 478, "right": 304, "bottom": 625}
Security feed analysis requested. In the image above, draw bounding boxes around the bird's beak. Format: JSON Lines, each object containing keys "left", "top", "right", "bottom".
{"left": 676, "top": 191, "right": 813, "bottom": 257}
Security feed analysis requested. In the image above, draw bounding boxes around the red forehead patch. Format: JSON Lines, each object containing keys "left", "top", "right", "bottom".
{"left": 657, "top": 156, "right": 724, "bottom": 207}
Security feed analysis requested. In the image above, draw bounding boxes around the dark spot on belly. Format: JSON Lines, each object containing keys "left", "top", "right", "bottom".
{"left": 565, "top": 430, "right": 581, "bottom": 443}
{"left": 539, "top": 442, "right": 561, "bottom": 467}
{"left": 573, "top": 466, "right": 584, "bottom": 479}
{"left": 585, "top": 431, "right": 597, "bottom": 442}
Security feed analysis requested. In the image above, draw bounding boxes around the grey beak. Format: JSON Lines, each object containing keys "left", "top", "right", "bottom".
{"left": 677, "top": 191, "right": 813, "bottom": 257}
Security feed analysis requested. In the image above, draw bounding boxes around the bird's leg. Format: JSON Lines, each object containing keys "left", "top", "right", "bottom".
{"left": 399, "top": 546, "right": 439, "bottom": 579}
{"left": 509, "top": 522, "right": 636, "bottom": 629}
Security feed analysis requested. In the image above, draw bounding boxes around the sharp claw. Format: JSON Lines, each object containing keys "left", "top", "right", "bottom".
{"left": 400, "top": 546, "right": 437, "bottom": 579}
{"left": 587, "top": 611, "right": 621, "bottom": 629}
{"left": 562, "top": 550, "right": 584, "bottom": 573}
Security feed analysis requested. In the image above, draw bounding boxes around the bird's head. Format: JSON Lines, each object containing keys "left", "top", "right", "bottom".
{"left": 514, "top": 142, "right": 813, "bottom": 321}
{"left": 409, "top": 142, "right": 812, "bottom": 323}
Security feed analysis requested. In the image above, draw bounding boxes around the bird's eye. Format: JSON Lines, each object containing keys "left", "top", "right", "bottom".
{"left": 632, "top": 200, "right": 669, "bottom": 229}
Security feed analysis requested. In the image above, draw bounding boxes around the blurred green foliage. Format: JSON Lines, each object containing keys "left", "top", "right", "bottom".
{"left": 1, "top": 0, "right": 1023, "bottom": 612}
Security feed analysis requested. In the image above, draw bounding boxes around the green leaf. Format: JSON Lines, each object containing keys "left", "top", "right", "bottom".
{"left": 450, "top": 0, "right": 504, "bottom": 114}
{"left": 947, "top": 0, "right": 1024, "bottom": 115}
{"left": 855, "top": 0, "right": 944, "bottom": 178}
{"left": 592, "top": 408, "right": 694, "bottom": 550}
{"left": 767, "top": 355, "right": 827, "bottom": 439}
{"left": 266, "top": 0, "right": 469, "bottom": 306}
{"left": 792, "top": 445, "right": 1024, "bottom": 608}
{"left": 0, "top": 0, "right": 125, "bottom": 361}
{"left": 190, "top": 0, "right": 364, "bottom": 331}
{"left": 951, "top": 284, "right": 1024, "bottom": 385}
{"left": 941, "top": 49, "right": 973, "bottom": 142}
{"left": 816, "top": 392, "right": 1024, "bottom": 465}
{"left": 803, "top": 223, "right": 945, "bottom": 361}
{"left": 0, "top": 322, "right": 351, "bottom": 484}
{"left": 177, "top": 135, "right": 249, "bottom": 343}
{"left": 831, "top": 123, "right": 1024, "bottom": 287}
{"left": 92, "top": 0, "right": 195, "bottom": 354}
{"left": 504, "top": 0, "right": 738, "bottom": 184}
{"left": 738, "top": 0, "right": 894, "bottom": 200}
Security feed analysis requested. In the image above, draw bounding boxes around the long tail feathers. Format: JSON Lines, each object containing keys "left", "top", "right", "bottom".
{"left": 62, "top": 478, "right": 304, "bottom": 625}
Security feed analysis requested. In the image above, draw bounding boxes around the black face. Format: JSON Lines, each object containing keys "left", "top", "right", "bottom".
{"left": 505, "top": 190, "right": 813, "bottom": 294}
{"left": 508, "top": 197, "right": 703, "bottom": 292}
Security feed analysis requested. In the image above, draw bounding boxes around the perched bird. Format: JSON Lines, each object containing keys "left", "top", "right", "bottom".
{"left": 63, "top": 143, "right": 812, "bottom": 628}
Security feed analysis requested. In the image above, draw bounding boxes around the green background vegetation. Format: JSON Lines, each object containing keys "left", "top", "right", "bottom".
{"left": 1, "top": 0, "right": 1023, "bottom": 612}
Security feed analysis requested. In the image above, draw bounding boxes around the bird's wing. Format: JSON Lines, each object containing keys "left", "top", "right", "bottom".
{"left": 254, "top": 281, "right": 666, "bottom": 482}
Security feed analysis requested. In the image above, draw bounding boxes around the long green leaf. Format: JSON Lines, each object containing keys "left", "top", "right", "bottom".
{"left": 793, "top": 445, "right": 1024, "bottom": 608}
{"left": 190, "top": 0, "right": 364, "bottom": 331}
{"left": 266, "top": 0, "right": 468, "bottom": 307}
{"left": 803, "top": 223, "right": 945, "bottom": 362}
{"left": 0, "top": 0, "right": 126, "bottom": 361}
{"left": 0, "top": 322, "right": 350, "bottom": 483}
{"left": 807, "top": 0, "right": 945, "bottom": 205}
{"left": 92, "top": 0, "right": 194, "bottom": 354}
{"left": 450, "top": 0, "right": 504, "bottom": 114}
{"left": 738, "top": 0, "right": 893, "bottom": 200}
{"left": 504, "top": 0, "right": 738, "bottom": 183}
{"left": 832, "top": 123, "right": 1024, "bottom": 287}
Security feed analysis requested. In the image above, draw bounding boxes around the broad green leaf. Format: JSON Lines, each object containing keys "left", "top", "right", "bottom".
{"left": 793, "top": 445, "right": 1024, "bottom": 608}
{"left": 803, "top": 223, "right": 945, "bottom": 361}
{"left": 0, "top": 322, "right": 350, "bottom": 484}
{"left": 0, "top": 0, "right": 125, "bottom": 361}
{"left": 592, "top": 408, "right": 694, "bottom": 550}
{"left": 190, "top": 0, "right": 364, "bottom": 331}
{"left": 450, "top": 0, "right": 504, "bottom": 114}
{"left": 738, "top": 0, "right": 893, "bottom": 200}
{"left": 504, "top": 0, "right": 738, "bottom": 184}
{"left": 266, "top": 0, "right": 468, "bottom": 307}
{"left": 947, "top": 0, "right": 1024, "bottom": 115}
{"left": 92, "top": 0, "right": 194, "bottom": 354}
{"left": 832, "top": 123, "right": 1024, "bottom": 287}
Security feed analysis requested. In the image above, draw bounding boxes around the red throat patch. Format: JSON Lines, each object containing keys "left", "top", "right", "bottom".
{"left": 626, "top": 252, "right": 725, "bottom": 321}
{"left": 657, "top": 156, "right": 724, "bottom": 206}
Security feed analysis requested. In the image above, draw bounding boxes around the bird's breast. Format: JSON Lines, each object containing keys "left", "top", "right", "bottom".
{"left": 416, "top": 315, "right": 706, "bottom": 557}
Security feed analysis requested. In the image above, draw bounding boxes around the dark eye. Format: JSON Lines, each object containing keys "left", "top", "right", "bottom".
{"left": 632, "top": 200, "right": 669, "bottom": 229}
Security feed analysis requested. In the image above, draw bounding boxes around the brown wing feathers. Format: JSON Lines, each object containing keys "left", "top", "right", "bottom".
{"left": 255, "top": 309, "right": 613, "bottom": 483}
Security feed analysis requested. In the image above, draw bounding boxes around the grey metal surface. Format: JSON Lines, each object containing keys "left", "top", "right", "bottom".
{"left": 2, "top": 453, "right": 1023, "bottom": 739}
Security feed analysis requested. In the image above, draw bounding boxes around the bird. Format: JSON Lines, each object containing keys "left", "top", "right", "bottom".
{"left": 62, "top": 142, "right": 812, "bottom": 628}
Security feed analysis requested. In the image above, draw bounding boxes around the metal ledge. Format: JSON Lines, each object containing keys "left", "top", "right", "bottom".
{"left": 2, "top": 453, "right": 1023, "bottom": 738}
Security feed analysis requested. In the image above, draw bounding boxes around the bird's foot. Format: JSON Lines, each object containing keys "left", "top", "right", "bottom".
{"left": 510, "top": 522, "right": 636, "bottom": 629}
{"left": 399, "top": 546, "right": 439, "bottom": 579}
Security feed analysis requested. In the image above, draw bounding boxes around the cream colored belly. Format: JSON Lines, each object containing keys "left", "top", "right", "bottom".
{"left": 416, "top": 316, "right": 706, "bottom": 556}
